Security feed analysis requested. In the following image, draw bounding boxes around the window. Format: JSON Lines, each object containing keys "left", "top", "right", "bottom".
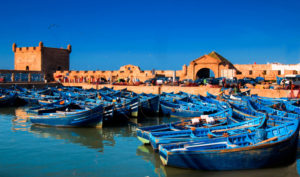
{"left": 26, "top": 66, "right": 29, "bottom": 71}
{"left": 128, "top": 67, "right": 131, "bottom": 70}
{"left": 278, "top": 70, "right": 281, "bottom": 75}
{"left": 293, "top": 70, "right": 297, "bottom": 74}
{"left": 249, "top": 70, "right": 253, "bottom": 75}
{"left": 262, "top": 70, "right": 266, "bottom": 75}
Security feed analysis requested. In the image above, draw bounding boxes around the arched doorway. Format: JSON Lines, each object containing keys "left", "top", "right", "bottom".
{"left": 196, "top": 68, "right": 215, "bottom": 79}
{"left": 26, "top": 66, "right": 29, "bottom": 71}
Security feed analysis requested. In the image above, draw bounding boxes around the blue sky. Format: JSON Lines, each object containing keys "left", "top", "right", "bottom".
{"left": 0, "top": 0, "right": 300, "bottom": 71}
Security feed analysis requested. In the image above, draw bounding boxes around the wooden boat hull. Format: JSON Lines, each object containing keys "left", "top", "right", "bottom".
{"left": 150, "top": 117, "right": 266, "bottom": 150}
{"left": 130, "top": 98, "right": 139, "bottom": 117}
{"left": 103, "top": 100, "right": 137, "bottom": 124}
{"left": 160, "top": 102, "right": 216, "bottom": 118}
{"left": 18, "top": 96, "right": 39, "bottom": 105}
{"left": 29, "top": 105, "right": 103, "bottom": 128}
{"left": 102, "top": 105, "right": 114, "bottom": 123}
{"left": 159, "top": 131, "right": 298, "bottom": 170}
{"left": 136, "top": 108, "right": 231, "bottom": 144}
{"left": 0, "top": 93, "right": 17, "bottom": 106}
{"left": 26, "top": 104, "right": 70, "bottom": 115}
{"left": 159, "top": 119, "right": 299, "bottom": 170}
{"left": 139, "top": 95, "right": 160, "bottom": 116}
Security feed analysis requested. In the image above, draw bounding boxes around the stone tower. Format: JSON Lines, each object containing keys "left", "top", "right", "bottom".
{"left": 13, "top": 42, "right": 71, "bottom": 80}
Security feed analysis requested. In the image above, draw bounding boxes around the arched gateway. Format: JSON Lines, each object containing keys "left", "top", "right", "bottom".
{"left": 185, "top": 51, "right": 237, "bottom": 80}
{"left": 196, "top": 68, "right": 215, "bottom": 78}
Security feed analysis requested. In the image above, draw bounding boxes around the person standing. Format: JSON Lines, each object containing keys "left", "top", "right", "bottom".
{"left": 289, "top": 80, "right": 293, "bottom": 90}
{"left": 282, "top": 78, "right": 286, "bottom": 89}
{"left": 222, "top": 78, "right": 226, "bottom": 88}
{"left": 234, "top": 85, "right": 238, "bottom": 94}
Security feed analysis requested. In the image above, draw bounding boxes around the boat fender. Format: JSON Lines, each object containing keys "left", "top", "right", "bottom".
{"left": 206, "top": 117, "right": 215, "bottom": 124}
{"left": 207, "top": 133, "right": 214, "bottom": 138}
{"left": 190, "top": 127, "right": 196, "bottom": 131}
{"left": 222, "top": 132, "right": 229, "bottom": 137}
{"left": 201, "top": 115, "right": 209, "bottom": 119}
{"left": 191, "top": 118, "right": 200, "bottom": 125}
{"left": 171, "top": 108, "right": 175, "bottom": 112}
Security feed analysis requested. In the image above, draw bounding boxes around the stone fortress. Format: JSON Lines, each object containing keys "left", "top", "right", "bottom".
{"left": 12, "top": 42, "right": 300, "bottom": 83}
{"left": 13, "top": 42, "right": 71, "bottom": 80}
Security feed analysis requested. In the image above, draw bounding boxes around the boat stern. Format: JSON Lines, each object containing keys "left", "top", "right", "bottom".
{"left": 159, "top": 145, "right": 169, "bottom": 166}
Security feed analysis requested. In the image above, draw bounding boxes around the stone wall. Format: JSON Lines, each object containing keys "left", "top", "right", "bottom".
{"left": 60, "top": 83, "right": 293, "bottom": 98}
{"left": 42, "top": 47, "right": 70, "bottom": 78}
{"left": 235, "top": 63, "right": 300, "bottom": 80}
{"left": 51, "top": 50, "right": 300, "bottom": 83}
{"left": 0, "top": 82, "right": 60, "bottom": 89}
{"left": 0, "top": 70, "right": 44, "bottom": 82}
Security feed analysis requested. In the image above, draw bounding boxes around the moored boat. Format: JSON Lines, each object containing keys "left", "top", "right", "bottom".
{"left": 29, "top": 104, "right": 103, "bottom": 128}
{"left": 149, "top": 116, "right": 268, "bottom": 150}
{"left": 159, "top": 118, "right": 299, "bottom": 170}
{"left": 0, "top": 92, "right": 17, "bottom": 106}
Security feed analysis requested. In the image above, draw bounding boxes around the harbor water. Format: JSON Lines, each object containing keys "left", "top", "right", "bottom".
{"left": 0, "top": 106, "right": 299, "bottom": 177}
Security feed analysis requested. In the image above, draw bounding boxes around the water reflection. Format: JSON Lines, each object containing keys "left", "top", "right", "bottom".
{"left": 12, "top": 107, "right": 30, "bottom": 132}
{"left": 28, "top": 125, "right": 138, "bottom": 152}
{"left": 0, "top": 106, "right": 18, "bottom": 115}
{"left": 30, "top": 126, "right": 113, "bottom": 152}
{"left": 136, "top": 145, "right": 167, "bottom": 177}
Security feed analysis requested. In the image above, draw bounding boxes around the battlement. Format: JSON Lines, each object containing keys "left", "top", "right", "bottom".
{"left": 12, "top": 42, "right": 71, "bottom": 53}
{"left": 14, "top": 46, "right": 41, "bottom": 52}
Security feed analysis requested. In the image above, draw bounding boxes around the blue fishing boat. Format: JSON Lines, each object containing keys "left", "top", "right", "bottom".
{"left": 160, "top": 99, "right": 219, "bottom": 118}
{"left": 159, "top": 118, "right": 299, "bottom": 170}
{"left": 249, "top": 95, "right": 297, "bottom": 107}
{"left": 198, "top": 94, "right": 230, "bottom": 109}
{"left": 29, "top": 104, "right": 103, "bottom": 128}
{"left": 283, "top": 101, "right": 300, "bottom": 114}
{"left": 250, "top": 100, "right": 300, "bottom": 119}
{"left": 0, "top": 92, "right": 17, "bottom": 106}
{"left": 206, "top": 91, "right": 218, "bottom": 99}
{"left": 138, "top": 93, "right": 160, "bottom": 116}
{"left": 230, "top": 100, "right": 266, "bottom": 121}
{"left": 136, "top": 109, "right": 231, "bottom": 144}
{"left": 100, "top": 93, "right": 139, "bottom": 118}
{"left": 73, "top": 98, "right": 115, "bottom": 126}
{"left": 26, "top": 100, "right": 71, "bottom": 115}
{"left": 38, "top": 99, "right": 63, "bottom": 106}
{"left": 149, "top": 116, "right": 267, "bottom": 150}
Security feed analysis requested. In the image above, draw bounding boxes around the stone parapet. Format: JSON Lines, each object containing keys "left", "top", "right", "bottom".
{"left": 60, "top": 83, "right": 293, "bottom": 98}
